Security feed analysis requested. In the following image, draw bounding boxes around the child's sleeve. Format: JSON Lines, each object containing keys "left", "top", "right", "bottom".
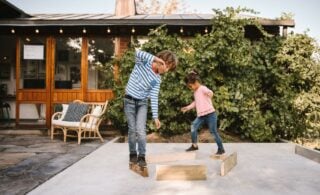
{"left": 135, "top": 50, "right": 155, "bottom": 66}
{"left": 150, "top": 82, "right": 160, "bottom": 119}
{"left": 202, "top": 86, "right": 213, "bottom": 97}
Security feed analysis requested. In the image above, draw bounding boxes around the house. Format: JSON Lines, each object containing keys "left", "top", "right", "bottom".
{"left": 0, "top": 0, "right": 294, "bottom": 129}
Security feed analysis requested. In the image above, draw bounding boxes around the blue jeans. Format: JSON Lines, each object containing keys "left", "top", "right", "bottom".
{"left": 124, "top": 97, "right": 148, "bottom": 156}
{"left": 191, "top": 112, "right": 224, "bottom": 150}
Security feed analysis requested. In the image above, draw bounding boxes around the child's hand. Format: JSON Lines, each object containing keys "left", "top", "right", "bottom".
{"left": 181, "top": 107, "right": 188, "bottom": 113}
{"left": 155, "top": 57, "right": 165, "bottom": 67}
{"left": 154, "top": 119, "right": 161, "bottom": 129}
{"left": 207, "top": 91, "right": 213, "bottom": 97}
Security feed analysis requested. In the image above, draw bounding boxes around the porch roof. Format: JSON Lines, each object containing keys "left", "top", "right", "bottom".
{"left": 0, "top": 13, "right": 295, "bottom": 27}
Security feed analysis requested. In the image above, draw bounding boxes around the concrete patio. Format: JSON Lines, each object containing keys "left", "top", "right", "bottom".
{"left": 28, "top": 140, "right": 320, "bottom": 195}
{"left": 0, "top": 130, "right": 116, "bottom": 195}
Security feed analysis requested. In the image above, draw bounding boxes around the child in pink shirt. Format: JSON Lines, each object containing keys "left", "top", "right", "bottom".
{"left": 181, "top": 71, "right": 225, "bottom": 155}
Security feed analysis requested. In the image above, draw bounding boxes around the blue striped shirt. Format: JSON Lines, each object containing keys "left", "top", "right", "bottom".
{"left": 125, "top": 50, "right": 161, "bottom": 119}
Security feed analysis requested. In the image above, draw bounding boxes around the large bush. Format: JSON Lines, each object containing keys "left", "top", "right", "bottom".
{"left": 106, "top": 7, "right": 320, "bottom": 141}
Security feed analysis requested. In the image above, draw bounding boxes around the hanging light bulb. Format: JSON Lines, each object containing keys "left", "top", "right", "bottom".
{"left": 82, "top": 28, "right": 87, "bottom": 34}
{"left": 131, "top": 27, "right": 135, "bottom": 33}
{"left": 35, "top": 29, "right": 39, "bottom": 34}
{"left": 204, "top": 27, "right": 208, "bottom": 33}
{"left": 180, "top": 27, "right": 184, "bottom": 33}
{"left": 107, "top": 27, "right": 111, "bottom": 34}
{"left": 11, "top": 29, "right": 15, "bottom": 34}
{"left": 59, "top": 28, "right": 63, "bottom": 34}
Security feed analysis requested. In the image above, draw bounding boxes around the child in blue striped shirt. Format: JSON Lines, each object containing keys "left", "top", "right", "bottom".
{"left": 125, "top": 50, "right": 178, "bottom": 167}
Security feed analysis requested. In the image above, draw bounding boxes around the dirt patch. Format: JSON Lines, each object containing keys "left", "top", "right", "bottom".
{"left": 147, "top": 130, "right": 248, "bottom": 143}
{"left": 118, "top": 129, "right": 250, "bottom": 143}
{"left": 294, "top": 138, "right": 320, "bottom": 150}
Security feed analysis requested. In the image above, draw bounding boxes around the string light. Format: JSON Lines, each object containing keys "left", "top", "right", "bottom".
{"left": 59, "top": 28, "right": 63, "bottom": 34}
{"left": 131, "top": 27, "right": 135, "bottom": 33}
{"left": 35, "top": 29, "right": 39, "bottom": 34}
{"left": 82, "top": 28, "right": 87, "bottom": 34}
{"left": 11, "top": 29, "right": 15, "bottom": 34}
{"left": 107, "top": 27, "right": 111, "bottom": 33}
{"left": 204, "top": 27, "right": 208, "bottom": 33}
{"left": 180, "top": 27, "right": 184, "bottom": 33}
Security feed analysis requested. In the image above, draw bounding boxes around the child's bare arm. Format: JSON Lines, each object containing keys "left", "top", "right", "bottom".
{"left": 153, "top": 56, "right": 165, "bottom": 66}
{"left": 181, "top": 106, "right": 189, "bottom": 113}
{"left": 181, "top": 101, "right": 195, "bottom": 113}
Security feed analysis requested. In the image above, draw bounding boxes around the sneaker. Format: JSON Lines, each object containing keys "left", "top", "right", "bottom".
{"left": 137, "top": 156, "right": 147, "bottom": 167}
{"left": 186, "top": 144, "right": 198, "bottom": 152}
{"left": 129, "top": 153, "right": 137, "bottom": 164}
{"left": 215, "top": 148, "right": 225, "bottom": 155}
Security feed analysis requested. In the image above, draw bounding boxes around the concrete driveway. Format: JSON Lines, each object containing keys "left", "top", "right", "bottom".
{"left": 28, "top": 141, "right": 320, "bottom": 195}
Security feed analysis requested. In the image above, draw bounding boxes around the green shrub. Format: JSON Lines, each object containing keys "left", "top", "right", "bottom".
{"left": 106, "top": 7, "right": 320, "bottom": 142}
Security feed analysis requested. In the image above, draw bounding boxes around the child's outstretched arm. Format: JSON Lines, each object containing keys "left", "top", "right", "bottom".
{"left": 181, "top": 101, "right": 195, "bottom": 113}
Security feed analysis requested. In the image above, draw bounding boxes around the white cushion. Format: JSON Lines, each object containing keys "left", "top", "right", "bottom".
{"left": 59, "top": 104, "right": 69, "bottom": 120}
{"left": 92, "top": 106, "right": 102, "bottom": 116}
{"left": 52, "top": 120, "right": 96, "bottom": 129}
{"left": 52, "top": 120, "right": 79, "bottom": 127}
{"left": 88, "top": 106, "right": 102, "bottom": 125}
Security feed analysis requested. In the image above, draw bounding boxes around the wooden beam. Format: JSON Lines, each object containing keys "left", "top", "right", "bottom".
{"left": 156, "top": 165, "right": 206, "bottom": 181}
{"left": 15, "top": 38, "right": 20, "bottom": 125}
{"left": 210, "top": 154, "right": 227, "bottom": 160}
{"left": 295, "top": 145, "right": 320, "bottom": 163}
{"left": 81, "top": 37, "right": 88, "bottom": 101}
{"left": 221, "top": 152, "right": 237, "bottom": 176}
{"left": 147, "top": 152, "right": 196, "bottom": 164}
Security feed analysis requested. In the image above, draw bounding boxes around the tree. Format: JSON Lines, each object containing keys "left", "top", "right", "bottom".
{"left": 135, "top": 0, "right": 188, "bottom": 14}
{"left": 106, "top": 7, "right": 320, "bottom": 142}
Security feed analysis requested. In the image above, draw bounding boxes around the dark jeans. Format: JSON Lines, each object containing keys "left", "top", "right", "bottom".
{"left": 191, "top": 112, "right": 224, "bottom": 150}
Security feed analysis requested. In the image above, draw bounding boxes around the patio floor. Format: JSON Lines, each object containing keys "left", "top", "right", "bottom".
{"left": 28, "top": 141, "right": 320, "bottom": 195}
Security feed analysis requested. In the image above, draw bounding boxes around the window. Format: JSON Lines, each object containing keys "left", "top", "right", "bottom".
{"left": 55, "top": 37, "right": 82, "bottom": 89}
{"left": 20, "top": 37, "right": 46, "bottom": 89}
{"left": 87, "top": 38, "right": 115, "bottom": 89}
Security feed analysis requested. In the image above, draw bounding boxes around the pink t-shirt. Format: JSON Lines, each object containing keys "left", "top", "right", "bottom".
{"left": 186, "top": 85, "right": 215, "bottom": 117}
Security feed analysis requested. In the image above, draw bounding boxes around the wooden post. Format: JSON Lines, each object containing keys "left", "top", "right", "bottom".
{"left": 15, "top": 38, "right": 20, "bottom": 125}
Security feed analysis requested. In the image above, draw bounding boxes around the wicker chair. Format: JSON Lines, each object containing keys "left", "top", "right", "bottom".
{"left": 51, "top": 99, "right": 108, "bottom": 144}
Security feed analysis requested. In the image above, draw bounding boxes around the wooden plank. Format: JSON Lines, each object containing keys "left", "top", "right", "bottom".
{"left": 221, "top": 152, "right": 237, "bottom": 176}
{"left": 295, "top": 145, "right": 320, "bottom": 163}
{"left": 147, "top": 152, "right": 196, "bottom": 164}
{"left": 156, "top": 165, "right": 206, "bottom": 181}
{"left": 129, "top": 163, "right": 149, "bottom": 177}
{"left": 210, "top": 154, "right": 227, "bottom": 160}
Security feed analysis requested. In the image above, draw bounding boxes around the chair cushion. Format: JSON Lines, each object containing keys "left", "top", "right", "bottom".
{"left": 88, "top": 106, "right": 102, "bottom": 125}
{"left": 52, "top": 120, "right": 96, "bottom": 129}
{"left": 52, "top": 120, "right": 79, "bottom": 127}
{"left": 62, "top": 103, "right": 89, "bottom": 122}
{"left": 59, "top": 104, "right": 69, "bottom": 120}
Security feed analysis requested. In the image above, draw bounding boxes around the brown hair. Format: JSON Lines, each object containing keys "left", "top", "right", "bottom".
{"left": 156, "top": 50, "right": 178, "bottom": 71}
{"left": 184, "top": 70, "right": 200, "bottom": 84}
